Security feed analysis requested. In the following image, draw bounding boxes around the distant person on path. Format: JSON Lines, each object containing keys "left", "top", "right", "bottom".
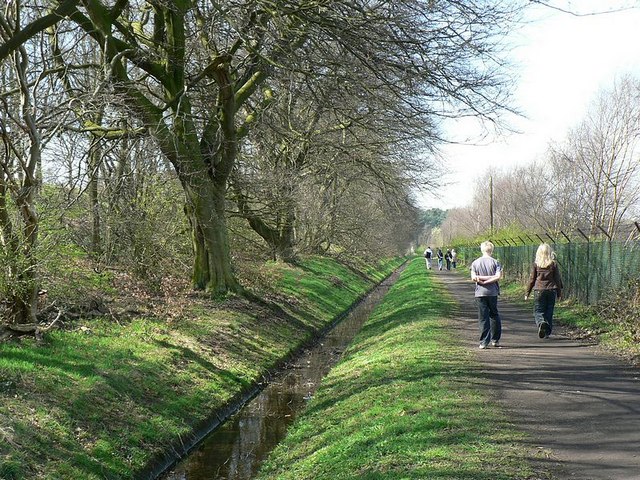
{"left": 436, "top": 248, "right": 444, "bottom": 270}
{"left": 525, "top": 243, "right": 564, "bottom": 339}
{"left": 451, "top": 249, "right": 458, "bottom": 268}
{"left": 444, "top": 249, "right": 452, "bottom": 270}
{"left": 470, "top": 241, "right": 503, "bottom": 349}
{"left": 424, "top": 246, "right": 433, "bottom": 269}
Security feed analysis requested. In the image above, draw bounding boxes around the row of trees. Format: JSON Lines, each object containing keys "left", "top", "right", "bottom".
{"left": 0, "top": 1, "right": 522, "bottom": 326}
{"left": 440, "top": 75, "right": 640, "bottom": 244}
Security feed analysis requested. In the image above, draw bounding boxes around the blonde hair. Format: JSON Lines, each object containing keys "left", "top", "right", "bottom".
{"left": 480, "top": 241, "right": 494, "bottom": 255}
{"left": 535, "top": 243, "right": 554, "bottom": 268}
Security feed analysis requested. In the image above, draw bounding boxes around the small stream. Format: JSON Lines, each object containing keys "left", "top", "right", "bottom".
{"left": 161, "top": 268, "right": 400, "bottom": 480}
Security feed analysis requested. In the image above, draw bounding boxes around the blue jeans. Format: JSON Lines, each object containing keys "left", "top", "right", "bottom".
{"left": 534, "top": 289, "right": 556, "bottom": 333}
{"left": 476, "top": 296, "right": 501, "bottom": 345}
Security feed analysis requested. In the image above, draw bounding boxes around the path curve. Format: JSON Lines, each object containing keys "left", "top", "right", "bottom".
{"left": 436, "top": 269, "right": 640, "bottom": 480}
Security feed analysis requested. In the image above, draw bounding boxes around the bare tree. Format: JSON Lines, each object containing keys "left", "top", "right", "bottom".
{"left": 551, "top": 75, "right": 640, "bottom": 237}
{"left": 442, "top": 76, "right": 640, "bottom": 243}
{"left": 232, "top": 49, "right": 438, "bottom": 261}
{"left": 1, "top": 0, "right": 522, "bottom": 295}
{"left": 0, "top": 2, "right": 56, "bottom": 325}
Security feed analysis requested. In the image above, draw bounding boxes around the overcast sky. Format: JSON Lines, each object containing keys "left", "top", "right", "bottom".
{"left": 422, "top": 1, "right": 640, "bottom": 210}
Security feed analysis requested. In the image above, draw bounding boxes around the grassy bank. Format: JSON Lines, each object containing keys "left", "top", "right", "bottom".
{"left": 257, "top": 258, "right": 548, "bottom": 480}
{"left": 0, "top": 256, "right": 402, "bottom": 480}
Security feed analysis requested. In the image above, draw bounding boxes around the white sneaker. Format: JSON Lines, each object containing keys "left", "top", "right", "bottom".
{"left": 491, "top": 340, "right": 500, "bottom": 347}
{"left": 479, "top": 343, "right": 488, "bottom": 349}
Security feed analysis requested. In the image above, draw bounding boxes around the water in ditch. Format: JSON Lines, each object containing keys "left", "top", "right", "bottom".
{"left": 161, "top": 268, "right": 400, "bottom": 480}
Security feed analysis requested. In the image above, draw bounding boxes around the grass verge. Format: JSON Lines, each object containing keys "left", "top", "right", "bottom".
{"left": 0, "top": 256, "right": 402, "bottom": 480}
{"left": 257, "top": 258, "right": 548, "bottom": 480}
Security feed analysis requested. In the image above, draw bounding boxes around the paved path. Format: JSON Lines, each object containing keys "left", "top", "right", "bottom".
{"left": 436, "top": 269, "right": 640, "bottom": 480}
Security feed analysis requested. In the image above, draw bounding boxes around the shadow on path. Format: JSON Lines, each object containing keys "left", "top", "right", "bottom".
{"left": 435, "top": 269, "right": 640, "bottom": 480}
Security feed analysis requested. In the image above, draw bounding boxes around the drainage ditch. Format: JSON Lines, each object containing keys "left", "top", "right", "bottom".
{"left": 161, "top": 267, "right": 402, "bottom": 479}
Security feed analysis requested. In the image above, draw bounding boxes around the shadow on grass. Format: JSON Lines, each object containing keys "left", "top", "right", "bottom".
{"left": 0, "top": 255, "right": 399, "bottom": 479}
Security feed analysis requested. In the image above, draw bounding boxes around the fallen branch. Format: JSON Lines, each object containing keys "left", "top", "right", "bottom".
{"left": 6, "top": 309, "right": 64, "bottom": 337}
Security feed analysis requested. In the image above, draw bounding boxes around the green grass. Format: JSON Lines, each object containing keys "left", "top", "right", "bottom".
{"left": 257, "top": 258, "right": 549, "bottom": 480}
{"left": 0, "top": 256, "right": 403, "bottom": 479}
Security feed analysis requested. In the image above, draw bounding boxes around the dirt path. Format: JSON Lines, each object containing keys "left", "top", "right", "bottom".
{"left": 436, "top": 269, "right": 640, "bottom": 480}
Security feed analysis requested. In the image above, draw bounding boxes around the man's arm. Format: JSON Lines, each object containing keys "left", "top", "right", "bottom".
{"left": 475, "top": 264, "right": 502, "bottom": 285}
{"left": 479, "top": 270, "right": 502, "bottom": 285}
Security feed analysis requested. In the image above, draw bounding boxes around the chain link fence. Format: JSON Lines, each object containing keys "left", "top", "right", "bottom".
{"left": 456, "top": 239, "right": 640, "bottom": 305}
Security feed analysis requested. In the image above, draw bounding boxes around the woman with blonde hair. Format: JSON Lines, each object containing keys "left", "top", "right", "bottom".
{"left": 525, "top": 243, "right": 564, "bottom": 339}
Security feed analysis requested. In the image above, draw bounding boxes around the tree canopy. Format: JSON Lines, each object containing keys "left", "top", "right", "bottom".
{"left": 0, "top": 0, "right": 522, "bottom": 325}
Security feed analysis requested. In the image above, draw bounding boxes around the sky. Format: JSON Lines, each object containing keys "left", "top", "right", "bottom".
{"left": 422, "top": 1, "right": 640, "bottom": 210}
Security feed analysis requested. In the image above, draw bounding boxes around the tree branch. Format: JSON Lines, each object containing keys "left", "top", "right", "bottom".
{"left": 0, "top": 0, "right": 80, "bottom": 63}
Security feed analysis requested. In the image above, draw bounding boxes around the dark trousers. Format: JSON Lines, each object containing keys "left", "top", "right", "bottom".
{"left": 476, "top": 296, "right": 501, "bottom": 345}
{"left": 534, "top": 289, "right": 557, "bottom": 333}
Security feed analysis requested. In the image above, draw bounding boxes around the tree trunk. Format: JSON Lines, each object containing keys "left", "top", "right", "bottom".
{"left": 184, "top": 181, "right": 238, "bottom": 294}
{"left": 0, "top": 175, "right": 39, "bottom": 325}
{"left": 275, "top": 210, "right": 296, "bottom": 262}
{"left": 8, "top": 279, "right": 38, "bottom": 325}
{"left": 0, "top": 16, "right": 41, "bottom": 326}
{"left": 233, "top": 183, "right": 297, "bottom": 263}
{"left": 89, "top": 140, "right": 102, "bottom": 259}
{"left": 14, "top": 196, "right": 39, "bottom": 325}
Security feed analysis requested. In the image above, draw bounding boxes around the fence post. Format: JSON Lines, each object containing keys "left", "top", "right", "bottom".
{"left": 546, "top": 233, "right": 556, "bottom": 245}
{"left": 576, "top": 228, "right": 589, "bottom": 242}
{"left": 597, "top": 225, "right": 612, "bottom": 241}
{"left": 596, "top": 226, "right": 613, "bottom": 292}
{"left": 576, "top": 228, "right": 590, "bottom": 303}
